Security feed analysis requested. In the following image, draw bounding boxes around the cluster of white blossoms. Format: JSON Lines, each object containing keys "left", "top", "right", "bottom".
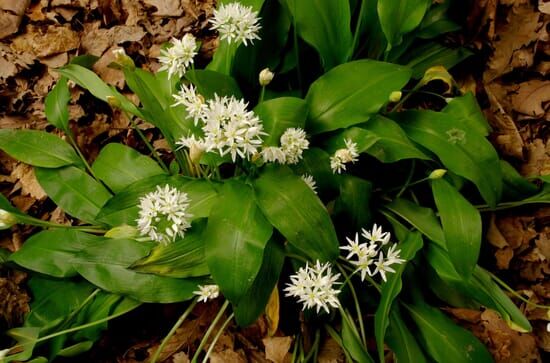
{"left": 260, "top": 128, "right": 309, "bottom": 164}
{"left": 193, "top": 284, "right": 220, "bottom": 303}
{"left": 136, "top": 185, "right": 192, "bottom": 245}
{"left": 330, "top": 138, "right": 359, "bottom": 174}
{"left": 301, "top": 174, "right": 317, "bottom": 194}
{"left": 158, "top": 34, "right": 199, "bottom": 79}
{"left": 341, "top": 224, "right": 405, "bottom": 282}
{"left": 210, "top": 2, "right": 261, "bottom": 45}
{"left": 284, "top": 261, "right": 341, "bottom": 314}
{"left": 175, "top": 90, "right": 266, "bottom": 162}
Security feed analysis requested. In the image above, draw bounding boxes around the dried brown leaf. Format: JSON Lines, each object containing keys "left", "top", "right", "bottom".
{"left": 263, "top": 336, "right": 292, "bottom": 363}
{"left": 143, "top": 0, "right": 184, "bottom": 17}
{"left": 11, "top": 25, "right": 79, "bottom": 58}
{"left": 10, "top": 163, "right": 46, "bottom": 200}
{"left": 511, "top": 80, "right": 550, "bottom": 117}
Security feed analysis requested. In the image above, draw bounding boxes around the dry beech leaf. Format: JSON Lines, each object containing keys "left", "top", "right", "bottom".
{"left": 11, "top": 25, "right": 79, "bottom": 58}
{"left": 143, "top": 0, "right": 184, "bottom": 17}
{"left": 522, "top": 139, "right": 550, "bottom": 176}
{"left": 10, "top": 163, "right": 46, "bottom": 200}
{"left": 93, "top": 46, "right": 125, "bottom": 88}
{"left": 209, "top": 349, "right": 247, "bottom": 363}
{"left": 317, "top": 336, "right": 345, "bottom": 363}
{"left": 511, "top": 80, "right": 550, "bottom": 117}
{"left": 263, "top": 336, "right": 292, "bottom": 363}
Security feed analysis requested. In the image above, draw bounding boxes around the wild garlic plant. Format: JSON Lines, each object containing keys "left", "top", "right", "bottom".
{"left": 1, "top": 0, "right": 549, "bottom": 362}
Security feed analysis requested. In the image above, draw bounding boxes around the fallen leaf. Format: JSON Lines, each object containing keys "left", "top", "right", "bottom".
{"left": 511, "top": 80, "right": 550, "bottom": 117}
{"left": 11, "top": 25, "right": 79, "bottom": 58}
{"left": 10, "top": 163, "right": 46, "bottom": 200}
{"left": 263, "top": 336, "right": 292, "bottom": 363}
{"left": 209, "top": 349, "right": 247, "bottom": 363}
{"left": 521, "top": 139, "right": 550, "bottom": 176}
{"left": 265, "top": 286, "right": 280, "bottom": 336}
{"left": 0, "top": 0, "right": 30, "bottom": 39}
{"left": 143, "top": 0, "right": 184, "bottom": 17}
{"left": 317, "top": 336, "right": 345, "bottom": 363}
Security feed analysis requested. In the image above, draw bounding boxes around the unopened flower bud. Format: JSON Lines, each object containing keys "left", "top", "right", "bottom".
{"left": 389, "top": 91, "right": 402, "bottom": 103}
{"left": 429, "top": 169, "right": 447, "bottom": 180}
{"left": 189, "top": 143, "right": 205, "bottom": 164}
{"left": 105, "top": 225, "right": 138, "bottom": 239}
{"left": 0, "top": 348, "right": 10, "bottom": 360}
{"left": 0, "top": 209, "right": 17, "bottom": 230}
{"left": 259, "top": 68, "right": 274, "bottom": 86}
{"left": 112, "top": 48, "right": 135, "bottom": 69}
{"left": 106, "top": 95, "right": 121, "bottom": 108}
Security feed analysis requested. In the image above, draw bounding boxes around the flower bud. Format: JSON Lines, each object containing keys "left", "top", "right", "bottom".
{"left": 112, "top": 48, "right": 135, "bottom": 69}
{"left": 189, "top": 143, "right": 205, "bottom": 164}
{"left": 105, "top": 225, "right": 138, "bottom": 239}
{"left": 259, "top": 68, "right": 274, "bottom": 86}
{"left": 0, "top": 348, "right": 10, "bottom": 360}
{"left": 389, "top": 91, "right": 402, "bottom": 103}
{"left": 0, "top": 209, "right": 17, "bottom": 230}
{"left": 429, "top": 169, "right": 447, "bottom": 180}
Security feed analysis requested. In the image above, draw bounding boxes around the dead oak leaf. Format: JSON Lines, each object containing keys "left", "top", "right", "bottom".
{"left": 11, "top": 25, "right": 79, "bottom": 58}
{"left": 10, "top": 163, "right": 46, "bottom": 200}
{"left": 81, "top": 22, "right": 145, "bottom": 56}
{"left": 143, "top": 0, "right": 184, "bottom": 17}
{"left": 511, "top": 80, "right": 550, "bottom": 117}
{"left": 0, "top": 0, "right": 30, "bottom": 39}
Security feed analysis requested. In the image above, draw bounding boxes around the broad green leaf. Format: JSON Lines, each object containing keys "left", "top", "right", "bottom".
{"left": 383, "top": 198, "right": 445, "bottom": 248}
{"left": 386, "top": 307, "right": 428, "bottom": 363}
{"left": 254, "top": 97, "right": 308, "bottom": 146}
{"left": 0, "top": 129, "right": 81, "bottom": 168}
{"left": 254, "top": 165, "right": 339, "bottom": 261}
{"left": 374, "top": 232, "right": 423, "bottom": 363}
{"left": 306, "top": 60, "right": 411, "bottom": 134}
{"left": 403, "top": 42, "right": 472, "bottom": 79}
{"left": 45, "top": 77, "right": 71, "bottom": 132}
{"left": 341, "top": 309, "right": 375, "bottom": 363}
{"left": 92, "top": 143, "right": 166, "bottom": 193}
{"left": 283, "top": 0, "right": 352, "bottom": 70}
{"left": 403, "top": 300, "right": 493, "bottom": 363}
{"left": 394, "top": 110, "right": 502, "bottom": 207}
{"left": 70, "top": 54, "right": 98, "bottom": 68}
{"left": 131, "top": 221, "right": 209, "bottom": 278}
{"left": 432, "top": 178, "right": 481, "bottom": 279}
{"left": 334, "top": 175, "right": 372, "bottom": 232}
{"left": 97, "top": 176, "right": 218, "bottom": 227}
{"left": 416, "top": 0, "right": 461, "bottom": 39}
{"left": 357, "top": 0, "right": 387, "bottom": 60}
{"left": 500, "top": 160, "right": 539, "bottom": 201}
{"left": 185, "top": 69, "right": 243, "bottom": 99}
{"left": 377, "top": 0, "right": 430, "bottom": 50}
{"left": 234, "top": 238, "right": 285, "bottom": 326}
{"left": 324, "top": 127, "right": 379, "bottom": 154}
{"left": 57, "top": 341, "right": 94, "bottom": 357}
{"left": 443, "top": 93, "right": 491, "bottom": 136}
{"left": 204, "top": 180, "right": 272, "bottom": 304}
{"left": 57, "top": 64, "right": 142, "bottom": 117}
{"left": 73, "top": 238, "right": 201, "bottom": 303}
{"left": 35, "top": 166, "right": 112, "bottom": 223}
{"left": 293, "top": 148, "right": 339, "bottom": 196}
{"left": 10, "top": 229, "right": 103, "bottom": 278}
{"left": 3, "top": 327, "right": 40, "bottom": 363}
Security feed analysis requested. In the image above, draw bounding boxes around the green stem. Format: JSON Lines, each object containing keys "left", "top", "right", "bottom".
{"left": 396, "top": 160, "right": 416, "bottom": 198}
{"left": 201, "top": 312, "right": 234, "bottom": 363}
{"left": 190, "top": 300, "right": 230, "bottom": 363}
{"left": 286, "top": 253, "right": 310, "bottom": 264}
{"left": 348, "top": 0, "right": 367, "bottom": 60}
{"left": 128, "top": 116, "right": 170, "bottom": 173}
{"left": 259, "top": 86, "right": 266, "bottom": 104}
{"left": 336, "top": 263, "right": 367, "bottom": 346}
{"left": 15, "top": 215, "right": 105, "bottom": 232}
{"left": 290, "top": 334, "right": 300, "bottom": 363}
{"left": 487, "top": 271, "right": 550, "bottom": 309}
{"left": 303, "top": 329, "right": 320, "bottom": 362}
{"left": 151, "top": 299, "right": 198, "bottom": 363}
{"left": 67, "top": 134, "right": 99, "bottom": 181}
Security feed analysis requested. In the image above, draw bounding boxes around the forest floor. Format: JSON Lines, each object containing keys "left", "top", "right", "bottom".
{"left": 0, "top": 0, "right": 549, "bottom": 362}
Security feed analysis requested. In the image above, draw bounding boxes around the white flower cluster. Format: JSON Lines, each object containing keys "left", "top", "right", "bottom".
{"left": 301, "top": 174, "right": 317, "bottom": 194}
{"left": 260, "top": 128, "right": 309, "bottom": 164}
{"left": 330, "top": 139, "right": 359, "bottom": 174}
{"left": 193, "top": 284, "right": 220, "bottom": 303}
{"left": 341, "top": 224, "right": 405, "bottom": 282}
{"left": 177, "top": 92, "right": 266, "bottom": 162}
{"left": 158, "top": 34, "right": 198, "bottom": 79}
{"left": 284, "top": 261, "right": 341, "bottom": 314}
{"left": 210, "top": 2, "right": 261, "bottom": 46}
{"left": 136, "top": 185, "right": 192, "bottom": 245}
{"left": 173, "top": 84, "right": 207, "bottom": 125}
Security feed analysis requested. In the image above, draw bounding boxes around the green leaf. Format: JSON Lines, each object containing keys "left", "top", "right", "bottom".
{"left": 204, "top": 180, "right": 273, "bottom": 304}
{"left": 306, "top": 60, "right": 411, "bottom": 134}
{"left": 3, "top": 327, "right": 40, "bottom": 363}
{"left": 334, "top": 175, "right": 372, "bottom": 232}
{"left": 253, "top": 165, "right": 339, "bottom": 261}
{"left": 283, "top": 0, "right": 352, "bottom": 70}
{"left": 35, "top": 166, "right": 112, "bottom": 223}
{"left": 45, "top": 77, "right": 71, "bottom": 132}
{"left": 254, "top": 97, "right": 308, "bottom": 146}
{"left": 73, "top": 238, "right": 201, "bottom": 303}
{"left": 92, "top": 143, "right": 166, "bottom": 193}
{"left": 341, "top": 309, "right": 375, "bottom": 363}
{"left": 131, "top": 221, "right": 209, "bottom": 278}
{"left": 0, "top": 129, "right": 81, "bottom": 168}
{"left": 377, "top": 0, "right": 430, "bottom": 50}
{"left": 96, "top": 176, "right": 218, "bottom": 227}
{"left": 403, "top": 300, "right": 493, "bottom": 363}
{"left": 386, "top": 307, "right": 428, "bottom": 363}
{"left": 432, "top": 178, "right": 481, "bottom": 279}
{"left": 375, "top": 232, "right": 423, "bottom": 363}
{"left": 57, "top": 64, "right": 142, "bottom": 117}
{"left": 185, "top": 70, "right": 243, "bottom": 99}
{"left": 416, "top": 0, "right": 461, "bottom": 39}
{"left": 234, "top": 238, "right": 285, "bottom": 326}
{"left": 57, "top": 341, "right": 94, "bottom": 357}
{"left": 403, "top": 43, "right": 473, "bottom": 79}
{"left": 383, "top": 198, "right": 445, "bottom": 248}
{"left": 500, "top": 160, "right": 539, "bottom": 201}
{"left": 442, "top": 93, "right": 491, "bottom": 137}
{"left": 292, "top": 148, "right": 339, "bottom": 196}
{"left": 10, "top": 229, "right": 103, "bottom": 278}
{"left": 394, "top": 110, "right": 502, "bottom": 207}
